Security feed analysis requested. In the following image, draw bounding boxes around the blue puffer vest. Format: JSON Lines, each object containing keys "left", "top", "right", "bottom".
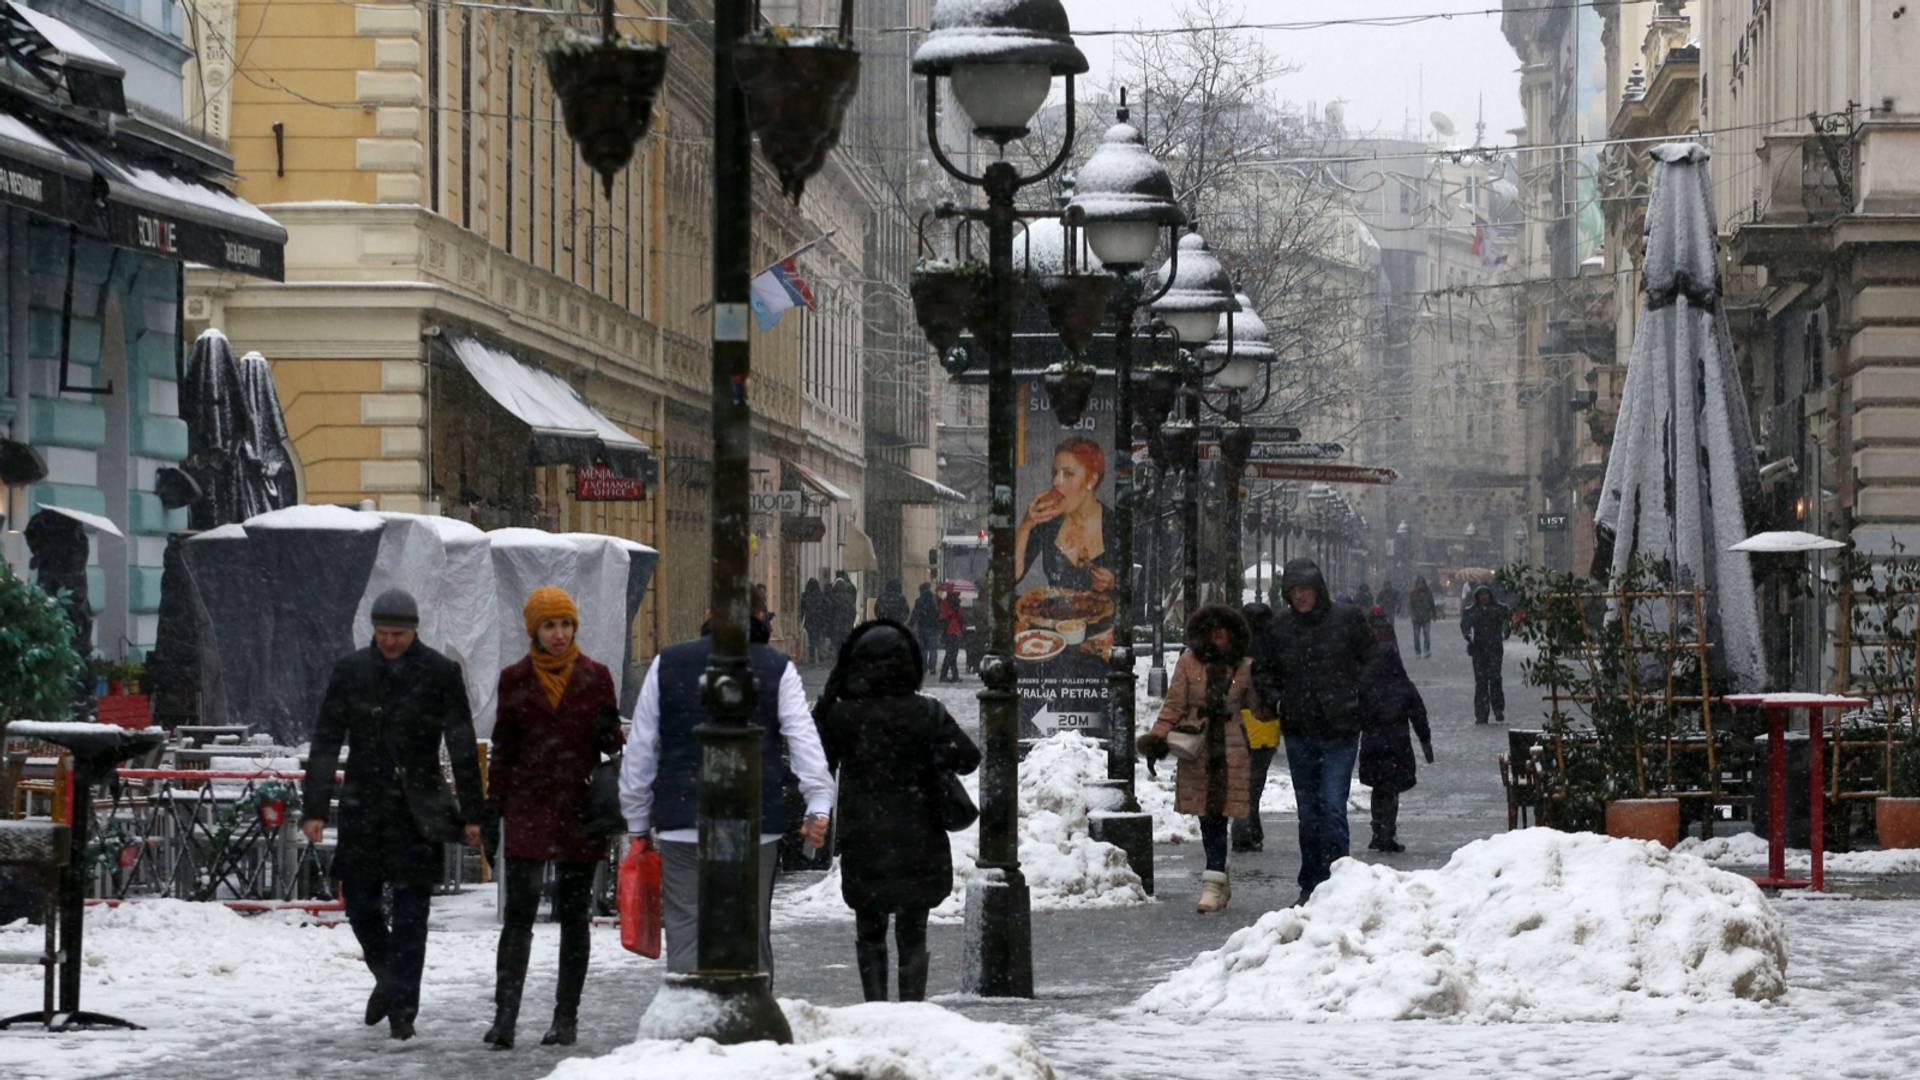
{"left": 652, "top": 638, "right": 794, "bottom": 834}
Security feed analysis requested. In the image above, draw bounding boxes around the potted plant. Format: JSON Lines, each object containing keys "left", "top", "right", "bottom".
{"left": 1879, "top": 725, "right": 1920, "bottom": 848}
{"left": 1036, "top": 271, "right": 1115, "bottom": 357}
{"left": 544, "top": 23, "right": 669, "bottom": 198}
{"left": 910, "top": 258, "right": 983, "bottom": 372}
{"left": 0, "top": 564, "right": 84, "bottom": 811}
{"left": 734, "top": 21, "right": 861, "bottom": 202}
{"left": 1044, "top": 359, "right": 1098, "bottom": 426}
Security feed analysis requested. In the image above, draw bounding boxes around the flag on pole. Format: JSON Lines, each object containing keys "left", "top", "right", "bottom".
{"left": 1472, "top": 216, "right": 1508, "bottom": 270}
{"left": 748, "top": 238, "right": 827, "bottom": 330}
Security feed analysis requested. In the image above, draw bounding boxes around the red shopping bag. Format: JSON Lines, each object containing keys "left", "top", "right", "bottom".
{"left": 619, "top": 840, "right": 663, "bottom": 959}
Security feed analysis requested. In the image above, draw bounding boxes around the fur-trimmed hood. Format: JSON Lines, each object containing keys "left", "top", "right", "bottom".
{"left": 1186, "top": 604, "right": 1251, "bottom": 666}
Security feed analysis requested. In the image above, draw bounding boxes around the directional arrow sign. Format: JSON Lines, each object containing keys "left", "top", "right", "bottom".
{"left": 1198, "top": 424, "right": 1301, "bottom": 443}
{"left": 1198, "top": 441, "right": 1343, "bottom": 462}
{"left": 1244, "top": 462, "right": 1400, "bottom": 484}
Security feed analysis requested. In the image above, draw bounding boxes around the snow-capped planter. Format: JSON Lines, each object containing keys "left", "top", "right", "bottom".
{"left": 1044, "top": 359, "right": 1097, "bottom": 425}
{"left": 1158, "top": 418, "right": 1197, "bottom": 462}
{"left": 1136, "top": 362, "right": 1183, "bottom": 431}
{"left": 1137, "top": 829, "right": 1789, "bottom": 1023}
{"left": 545, "top": 30, "right": 668, "bottom": 198}
{"left": 909, "top": 259, "right": 982, "bottom": 371}
{"left": 1036, "top": 271, "right": 1114, "bottom": 356}
{"left": 1876, "top": 797, "right": 1920, "bottom": 849}
{"left": 1606, "top": 797, "right": 1681, "bottom": 847}
{"left": 734, "top": 26, "right": 861, "bottom": 202}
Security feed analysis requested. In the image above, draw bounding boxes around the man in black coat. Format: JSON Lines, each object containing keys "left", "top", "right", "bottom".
{"left": 1460, "top": 584, "right": 1512, "bottom": 724}
{"left": 1251, "top": 559, "right": 1377, "bottom": 903}
{"left": 908, "top": 582, "right": 942, "bottom": 674}
{"left": 1407, "top": 577, "right": 1436, "bottom": 657}
{"left": 300, "top": 589, "right": 485, "bottom": 1041}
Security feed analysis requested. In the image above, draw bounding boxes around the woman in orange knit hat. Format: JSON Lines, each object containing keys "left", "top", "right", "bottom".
{"left": 484, "top": 586, "right": 623, "bottom": 1051}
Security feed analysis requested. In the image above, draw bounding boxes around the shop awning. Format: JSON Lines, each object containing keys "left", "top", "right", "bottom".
{"left": 872, "top": 461, "right": 967, "bottom": 504}
{"left": 0, "top": 111, "right": 95, "bottom": 225}
{"left": 786, "top": 461, "right": 852, "bottom": 503}
{"left": 448, "top": 336, "right": 653, "bottom": 477}
{"left": 86, "top": 146, "right": 288, "bottom": 280}
{"left": 841, "top": 522, "right": 878, "bottom": 573}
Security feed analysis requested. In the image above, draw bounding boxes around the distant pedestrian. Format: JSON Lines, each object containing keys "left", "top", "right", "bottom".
{"left": 1408, "top": 577, "right": 1436, "bottom": 657}
{"left": 1377, "top": 581, "right": 1402, "bottom": 622}
{"left": 832, "top": 572, "right": 860, "bottom": 644}
{"left": 301, "top": 589, "right": 485, "bottom": 1041}
{"left": 1252, "top": 559, "right": 1377, "bottom": 905}
{"left": 814, "top": 620, "right": 980, "bottom": 1001}
{"left": 964, "top": 595, "right": 986, "bottom": 674}
{"left": 1138, "top": 604, "right": 1252, "bottom": 914}
{"left": 619, "top": 613, "right": 835, "bottom": 980}
{"left": 875, "top": 579, "right": 911, "bottom": 624}
{"left": 1461, "top": 584, "right": 1512, "bottom": 724}
{"left": 1359, "top": 622, "right": 1432, "bottom": 853}
{"left": 1231, "top": 602, "right": 1281, "bottom": 854}
{"left": 938, "top": 589, "right": 965, "bottom": 683}
{"left": 802, "top": 576, "right": 831, "bottom": 663}
{"left": 484, "top": 587, "right": 623, "bottom": 1050}
{"left": 909, "top": 582, "right": 942, "bottom": 674}
{"left": 1355, "top": 583, "right": 1375, "bottom": 611}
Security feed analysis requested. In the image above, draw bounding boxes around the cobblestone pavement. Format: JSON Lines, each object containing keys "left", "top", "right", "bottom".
{"left": 145, "top": 625, "right": 1530, "bottom": 1078}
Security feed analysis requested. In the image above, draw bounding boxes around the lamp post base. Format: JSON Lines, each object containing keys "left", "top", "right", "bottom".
{"left": 1089, "top": 809, "right": 1154, "bottom": 896}
{"left": 960, "top": 865, "right": 1033, "bottom": 998}
{"left": 637, "top": 972, "right": 792, "bottom": 1046}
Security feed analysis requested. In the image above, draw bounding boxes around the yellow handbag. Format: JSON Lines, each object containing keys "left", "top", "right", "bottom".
{"left": 1242, "top": 709, "right": 1280, "bottom": 750}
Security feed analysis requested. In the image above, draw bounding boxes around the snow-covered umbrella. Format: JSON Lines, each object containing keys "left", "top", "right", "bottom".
{"left": 1593, "top": 144, "right": 1766, "bottom": 692}
{"left": 181, "top": 330, "right": 294, "bottom": 527}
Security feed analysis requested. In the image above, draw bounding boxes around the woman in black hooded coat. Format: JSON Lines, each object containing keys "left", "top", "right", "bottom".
{"left": 814, "top": 619, "right": 981, "bottom": 1002}
{"left": 1358, "top": 627, "right": 1434, "bottom": 853}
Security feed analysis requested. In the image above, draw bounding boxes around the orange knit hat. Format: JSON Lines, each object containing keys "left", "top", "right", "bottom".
{"left": 523, "top": 586, "right": 579, "bottom": 637}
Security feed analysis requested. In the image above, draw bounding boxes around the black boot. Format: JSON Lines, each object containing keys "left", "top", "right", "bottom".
{"left": 542, "top": 920, "right": 590, "bottom": 1046}
{"left": 855, "top": 937, "right": 890, "bottom": 1002}
{"left": 897, "top": 947, "right": 930, "bottom": 1003}
{"left": 485, "top": 926, "right": 533, "bottom": 1049}
{"left": 364, "top": 982, "right": 389, "bottom": 1027}
{"left": 1382, "top": 832, "right": 1407, "bottom": 854}
{"left": 1367, "top": 823, "right": 1384, "bottom": 851}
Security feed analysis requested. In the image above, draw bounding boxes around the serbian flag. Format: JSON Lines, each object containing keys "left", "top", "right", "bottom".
{"left": 1472, "top": 216, "right": 1508, "bottom": 270}
{"left": 749, "top": 253, "right": 819, "bottom": 330}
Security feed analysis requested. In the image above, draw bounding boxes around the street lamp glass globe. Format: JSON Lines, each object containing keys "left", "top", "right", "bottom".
{"left": 950, "top": 64, "right": 1052, "bottom": 138}
{"left": 1164, "top": 310, "right": 1220, "bottom": 347}
{"left": 1215, "top": 355, "right": 1261, "bottom": 390}
{"left": 1085, "top": 220, "right": 1161, "bottom": 267}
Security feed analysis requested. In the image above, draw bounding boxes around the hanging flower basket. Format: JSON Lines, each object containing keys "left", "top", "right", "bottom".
{"left": 1037, "top": 273, "right": 1115, "bottom": 357}
{"left": 1137, "top": 365, "right": 1183, "bottom": 429}
{"left": 545, "top": 32, "right": 669, "bottom": 199}
{"left": 1159, "top": 419, "right": 1198, "bottom": 463}
{"left": 911, "top": 260, "right": 979, "bottom": 368}
{"left": 1046, "top": 361, "right": 1099, "bottom": 426}
{"left": 735, "top": 29, "right": 861, "bottom": 203}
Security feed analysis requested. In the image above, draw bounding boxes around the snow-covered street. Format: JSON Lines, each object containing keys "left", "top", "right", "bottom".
{"left": 9, "top": 641, "right": 1920, "bottom": 1079}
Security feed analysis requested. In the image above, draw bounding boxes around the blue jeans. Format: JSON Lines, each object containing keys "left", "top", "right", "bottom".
{"left": 1283, "top": 732, "right": 1360, "bottom": 896}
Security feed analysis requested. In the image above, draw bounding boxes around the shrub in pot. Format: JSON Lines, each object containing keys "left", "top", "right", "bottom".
{"left": 1877, "top": 730, "right": 1920, "bottom": 849}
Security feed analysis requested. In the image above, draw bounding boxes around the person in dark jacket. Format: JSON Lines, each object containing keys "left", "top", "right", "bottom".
{"left": 1460, "top": 584, "right": 1512, "bottom": 723}
{"left": 875, "top": 580, "right": 911, "bottom": 624}
{"left": 301, "top": 589, "right": 485, "bottom": 1041}
{"left": 908, "top": 583, "right": 942, "bottom": 674}
{"left": 1138, "top": 605, "right": 1253, "bottom": 914}
{"left": 1407, "top": 577, "right": 1436, "bottom": 657}
{"left": 814, "top": 620, "right": 980, "bottom": 1001}
{"left": 1355, "top": 583, "right": 1374, "bottom": 611}
{"left": 1377, "top": 582, "right": 1402, "bottom": 622}
{"left": 832, "top": 572, "right": 860, "bottom": 645}
{"left": 1251, "top": 559, "right": 1377, "bottom": 903}
{"left": 1231, "top": 602, "right": 1282, "bottom": 853}
{"left": 801, "top": 577, "right": 829, "bottom": 663}
{"left": 484, "top": 587, "right": 623, "bottom": 1050}
{"left": 938, "top": 589, "right": 966, "bottom": 683}
{"left": 1358, "top": 623, "right": 1433, "bottom": 853}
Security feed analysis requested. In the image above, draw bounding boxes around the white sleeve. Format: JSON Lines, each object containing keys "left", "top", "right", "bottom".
{"left": 777, "top": 662, "right": 835, "bottom": 817}
{"left": 619, "top": 657, "right": 663, "bottom": 835}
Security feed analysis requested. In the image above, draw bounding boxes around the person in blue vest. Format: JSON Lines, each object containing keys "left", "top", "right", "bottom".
{"left": 617, "top": 613, "right": 834, "bottom": 978}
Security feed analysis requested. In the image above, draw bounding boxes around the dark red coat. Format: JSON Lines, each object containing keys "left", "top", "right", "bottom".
{"left": 488, "top": 654, "right": 622, "bottom": 862}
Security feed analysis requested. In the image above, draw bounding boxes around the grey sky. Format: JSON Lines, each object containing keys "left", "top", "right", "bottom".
{"left": 1061, "top": 0, "right": 1526, "bottom": 144}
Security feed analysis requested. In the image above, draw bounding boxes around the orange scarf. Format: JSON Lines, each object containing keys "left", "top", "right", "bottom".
{"left": 530, "top": 642, "right": 578, "bottom": 708}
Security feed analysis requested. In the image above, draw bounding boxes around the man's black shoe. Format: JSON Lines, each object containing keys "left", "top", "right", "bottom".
{"left": 364, "top": 984, "right": 389, "bottom": 1027}
{"left": 389, "top": 1015, "right": 415, "bottom": 1041}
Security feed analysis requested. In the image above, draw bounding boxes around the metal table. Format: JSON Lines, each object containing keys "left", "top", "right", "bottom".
{"left": 1724, "top": 693, "right": 1869, "bottom": 893}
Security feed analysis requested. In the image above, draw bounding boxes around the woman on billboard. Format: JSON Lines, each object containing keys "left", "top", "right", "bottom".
{"left": 1014, "top": 435, "right": 1117, "bottom": 592}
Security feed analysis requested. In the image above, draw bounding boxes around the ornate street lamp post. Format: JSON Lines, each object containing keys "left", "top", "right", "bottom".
{"left": 1066, "top": 98, "right": 1185, "bottom": 893}
{"left": 1150, "top": 234, "right": 1239, "bottom": 623}
{"left": 1200, "top": 290, "right": 1275, "bottom": 606}
{"left": 1273, "top": 482, "right": 1299, "bottom": 605}
{"left": 912, "top": 0, "right": 1086, "bottom": 999}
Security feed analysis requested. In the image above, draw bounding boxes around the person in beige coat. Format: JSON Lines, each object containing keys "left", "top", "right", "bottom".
{"left": 1138, "top": 604, "right": 1253, "bottom": 913}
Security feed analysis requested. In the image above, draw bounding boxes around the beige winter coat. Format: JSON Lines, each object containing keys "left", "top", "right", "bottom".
{"left": 1151, "top": 651, "right": 1253, "bottom": 818}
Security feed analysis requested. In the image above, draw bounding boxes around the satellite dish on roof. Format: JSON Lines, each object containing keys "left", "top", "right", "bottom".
{"left": 1430, "top": 112, "right": 1456, "bottom": 138}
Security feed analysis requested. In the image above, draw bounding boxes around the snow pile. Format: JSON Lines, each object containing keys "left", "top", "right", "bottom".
{"left": 783, "top": 733, "right": 1147, "bottom": 924}
{"left": 1137, "top": 829, "right": 1789, "bottom": 1022}
{"left": 1678, "top": 832, "right": 1920, "bottom": 875}
{"left": 543, "top": 1000, "right": 1056, "bottom": 1080}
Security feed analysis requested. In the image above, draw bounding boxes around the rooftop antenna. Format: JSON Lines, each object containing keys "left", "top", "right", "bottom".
{"left": 1475, "top": 91, "right": 1487, "bottom": 147}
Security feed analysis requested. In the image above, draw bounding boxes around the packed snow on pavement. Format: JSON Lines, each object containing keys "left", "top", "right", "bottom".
{"left": 1677, "top": 831, "right": 1920, "bottom": 875}
{"left": 541, "top": 1000, "right": 1055, "bottom": 1080}
{"left": 1138, "top": 829, "right": 1788, "bottom": 1022}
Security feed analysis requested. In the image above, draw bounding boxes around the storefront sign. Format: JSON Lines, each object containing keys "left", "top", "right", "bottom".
{"left": 1242, "top": 462, "right": 1400, "bottom": 484}
{"left": 749, "top": 490, "right": 803, "bottom": 515}
{"left": 575, "top": 464, "right": 646, "bottom": 501}
{"left": 105, "top": 200, "right": 285, "bottom": 280}
{"left": 1537, "top": 512, "right": 1570, "bottom": 532}
{"left": 1198, "top": 441, "right": 1343, "bottom": 462}
{"left": 782, "top": 515, "right": 826, "bottom": 542}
